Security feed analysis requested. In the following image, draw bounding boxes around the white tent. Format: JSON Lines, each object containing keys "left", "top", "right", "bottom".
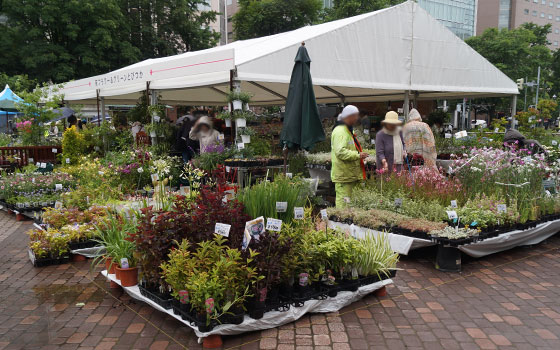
{"left": 59, "top": 1, "right": 518, "bottom": 107}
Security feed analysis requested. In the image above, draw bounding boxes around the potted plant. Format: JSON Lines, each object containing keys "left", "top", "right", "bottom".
{"left": 226, "top": 90, "right": 252, "bottom": 111}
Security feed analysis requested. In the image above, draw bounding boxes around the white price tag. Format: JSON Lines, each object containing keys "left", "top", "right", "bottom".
{"left": 98, "top": 171, "right": 104, "bottom": 176}
{"left": 55, "top": 184, "right": 62, "bottom": 190}
{"left": 397, "top": 108, "right": 403, "bottom": 113}
{"left": 553, "top": 140, "right": 558, "bottom": 146}
{"left": 40, "top": 163, "right": 47, "bottom": 169}
{"left": 266, "top": 218, "right": 283, "bottom": 232}
{"left": 237, "top": 143, "right": 245, "bottom": 150}
{"left": 320, "top": 209, "right": 328, "bottom": 220}
{"left": 215, "top": 223, "right": 231, "bottom": 237}
{"left": 497, "top": 204, "right": 507, "bottom": 213}
{"left": 364, "top": 129, "right": 370, "bottom": 135}
{"left": 394, "top": 198, "right": 402, "bottom": 207}
{"left": 445, "top": 133, "right": 452, "bottom": 139}
{"left": 454, "top": 130, "right": 467, "bottom": 139}
{"left": 276, "top": 201, "right": 288, "bottom": 213}
{"left": 151, "top": 174, "right": 159, "bottom": 182}
{"left": 371, "top": 139, "right": 375, "bottom": 145}
{"left": 450, "top": 200, "right": 457, "bottom": 208}
{"left": 52, "top": 148, "right": 57, "bottom": 153}
{"left": 446, "top": 210, "right": 458, "bottom": 220}
{"left": 294, "top": 207, "right": 304, "bottom": 220}
{"left": 31, "top": 178, "right": 35, "bottom": 183}
{"left": 286, "top": 173, "right": 293, "bottom": 179}
{"left": 153, "top": 115, "right": 161, "bottom": 122}
{"left": 54, "top": 201, "right": 63, "bottom": 209}
{"left": 225, "top": 166, "right": 231, "bottom": 173}
{"left": 218, "top": 133, "right": 225, "bottom": 141}
{"left": 28, "top": 158, "right": 34, "bottom": 163}
{"left": 65, "top": 158, "right": 70, "bottom": 164}
{"left": 494, "top": 128, "right": 499, "bottom": 133}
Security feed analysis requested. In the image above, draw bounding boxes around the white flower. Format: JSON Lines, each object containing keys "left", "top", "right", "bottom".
{"left": 137, "top": 167, "right": 144, "bottom": 173}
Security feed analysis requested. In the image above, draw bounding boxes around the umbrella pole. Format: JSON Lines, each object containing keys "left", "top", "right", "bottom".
{"left": 283, "top": 145, "right": 288, "bottom": 175}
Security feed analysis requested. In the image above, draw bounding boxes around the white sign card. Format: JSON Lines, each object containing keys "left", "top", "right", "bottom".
{"left": 450, "top": 200, "right": 458, "bottom": 208}
{"left": 237, "top": 143, "right": 245, "bottom": 150}
{"left": 266, "top": 218, "right": 283, "bottom": 232}
{"left": 320, "top": 209, "right": 328, "bottom": 220}
{"left": 40, "top": 162, "right": 47, "bottom": 169}
{"left": 446, "top": 210, "right": 458, "bottom": 220}
{"left": 218, "top": 133, "right": 225, "bottom": 141}
{"left": 294, "top": 207, "right": 304, "bottom": 220}
{"left": 454, "top": 130, "right": 468, "bottom": 139}
{"left": 151, "top": 174, "right": 159, "bottom": 182}
{"left": 371, "top": 139, "right": 375, "bottom": 145}
{"left": 66, "top": 158, "right": 70, "bottom": 164}
{"left": 364, "top": 129, "right": 370, "bottom": 135}
{"left": 54, "top": 201, "right": 63, "bottom": 209}
{"left": 494, "top": 128, "right": 499, "bottom": 133}
{"left": 286, "top": 173, "right": 293, "bottom": 179}
{"left": 497, "top": 204, "right": 507, "bottom": 213}
{"left": 215, "top": 223, "right": 231, "bottom": 237}
{"left": 52, "top": 148, "right": 57, "bottom": 153}
{"left": 276, "top": 201, "right": 288, "bottom": 213}
{"left": 243, "top": 217, "right": 265, "bottom": 249}
{"left": 553, "top": 140, "right": 558, "bottom": 146}
{"left": 225, "top": 166, "right": 231, "bottom": 172}
{"left": 445, "top": 133, "right": 452, "bottom": 139}
{"left": 55, "top": 184, "right": 63, "bottom": 190}
{"left": 28, "top": 158, "right": 34, "bottom": 163}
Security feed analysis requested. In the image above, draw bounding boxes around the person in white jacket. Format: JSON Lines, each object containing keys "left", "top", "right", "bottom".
{"left": 189, "top": 116, "right": 222, "bottom": 154}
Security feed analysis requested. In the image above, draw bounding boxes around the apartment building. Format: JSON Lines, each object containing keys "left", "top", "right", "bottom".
{"left": 477, "top": 0, "right": 560, "bottom": 48}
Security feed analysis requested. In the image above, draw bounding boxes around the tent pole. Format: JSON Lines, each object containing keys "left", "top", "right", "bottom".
{"left": 403, "top": 91, "right": 410, "bottom": 121}
{"left": 96, "top": 90, "right": 101, "bottom": 127}
{"left": 511, "top": 95, "right": 518, "bottom": 129}
{"left": 100, "top": 97, "right": 106, "bottom": 125}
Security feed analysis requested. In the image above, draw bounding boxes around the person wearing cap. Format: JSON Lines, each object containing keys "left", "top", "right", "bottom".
{"left": 331, "top": 105, "right": 369, "bottom": 208}
{"left": 189, "top": 116, "right": 221, "bottom": 154}
{"left": 376, "top": 111, "right": 406, "bottom": 173}
{"left": 402, "top": 109, "right": 436, "bottom": 168}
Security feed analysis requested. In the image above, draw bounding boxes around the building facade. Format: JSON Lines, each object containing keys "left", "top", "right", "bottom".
{"left": 477, "top": 0, "right": 560, "bottom": 48}
{"left": 417, "top": 0, "right": 479, "bottom": 39}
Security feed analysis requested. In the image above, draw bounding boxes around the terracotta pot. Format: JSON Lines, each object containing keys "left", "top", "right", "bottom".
{"left": 115, "top": 266, "right": 138, "bottom": 287}
{"left": 72, "top": 254, "right": 86, "bottom": 262}
{"left": 105, "top": 257, "right": 116, "bottom": 274}
{"left": 115, "top": 265, "right": 122, "bottom": 280}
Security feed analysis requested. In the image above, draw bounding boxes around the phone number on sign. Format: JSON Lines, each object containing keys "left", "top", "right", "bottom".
{"left": 94, "top": 71, "right": 144, "bottom": 87}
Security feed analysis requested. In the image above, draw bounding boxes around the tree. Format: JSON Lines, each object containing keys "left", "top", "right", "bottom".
{"left": 323, "top": 0, "right": 404, "bottom": 21}
{"left": 0, "top": 74, "right": 36, "bottom": 94}
{"left": 233, "top": 0, "right": 323, "bottom": 40}
{"left": 0, "top": 0, "right": 219, "bottom": 84}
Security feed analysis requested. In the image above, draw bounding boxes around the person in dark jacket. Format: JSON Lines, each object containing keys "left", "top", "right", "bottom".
{"left": 176, "top": 114, "right": 198, "bottom": 162}
{"left": 503, "top": 129, "right": 546, "bottom": 154}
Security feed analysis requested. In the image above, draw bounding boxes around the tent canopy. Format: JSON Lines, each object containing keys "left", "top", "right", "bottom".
{"left": 0, "top": 84, "right": 24, "bottom": 110}
{"left": 59, "top": 1, "right": 518, "bottom": 106}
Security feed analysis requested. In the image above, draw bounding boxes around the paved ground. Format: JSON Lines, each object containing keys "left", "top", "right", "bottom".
{"left": 2, "top": 211, "right": 560, "bottom": 350}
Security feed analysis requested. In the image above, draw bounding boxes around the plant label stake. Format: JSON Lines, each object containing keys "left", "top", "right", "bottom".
{"left": 320, "top": 209, "right": 328, "bottom": 221}
{"left": 553, "top": 140, "right": 558, "bottom": 146}
{"left": 218, "top": 133, "right": 225, "bottom": 141}
{"left": 55, "top": 201, "right": 63, "bottom": 210}
{"left": 31, "top": 178, "right": 35, "bottom": 183}
{"left": 494, "top": 127, "right": 499, "bottom": 133}
{"left": 497, "top": 204, "right": 507, "bottom": 213}
{"left": 55, "top": 184, "right": 62, "bottom": 190}
{"left": 286, "top": 172, "right": 293, "bottom": 179}
{"left": 450, "top": 200, "right": 457, "bottom": 208}
{"left": 52, "top": 148, "right": 57, "bottom": 154}
{"left": 65, "top": 158, "right": 70, "bottom": 164}
{"left": 28, "top": 157, "right": 34, "bottom": 163}
{"left": 364, "top": 129, "right": 369, "bottom": 135}
{"left": 237, "top": 143, "right": 245, "bottom": 150}
{"left": 445, "top": 133, "right": 452, "bottom": 139}
{"left": 446, "top": 210, "right": 458, "bottom": 220}
{"left": 394, "top": 198, "right": 402, "bottom": 208}
{"left": 40, "top": 162, "right": 46, "bottom": 169}
{"left": 276, "top": 202, "right": 288, "bottom": 213}
{"left": 225, "top": 166, "right": 231, "bottom": 173}
{"left": 266, "top": 218, "right": 282, "bottom": 232}
{"left": 215, "top": 223, "right": 231, "bottom": 237}
{"left": 294, "top": 207, "right": 304, "bottom": 220}
{"left": 120, "top": 258, "right": 129, "bottom": 269}
{"left": 371, "top": 139, "right": 375, "bottom": 145}
{"left": 151, "top": 174, "right": 159, "bottom": 182}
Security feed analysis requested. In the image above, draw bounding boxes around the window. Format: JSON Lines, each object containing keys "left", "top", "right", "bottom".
{"left": 558, "top": 2, "right": 560, "bottom": 8}
{"left": 555, "top": 28, "right": 559, "bottom": 33}
{"left": 555, "top": 41, "right": 558, "bottom": 46}
{"left": 542, "top": 0, "right": 546, "bottom": 4}
{"left": 534, "top": 0, "right": 538, "bottom": 3}
{"left": 549, "top": 14, "right": 553, "bottom": 19}
{"left": 533, "top": 10, "right": 538, "bottom": 16}
{"left": 542, "top": 12, "right": 546, "bottom": 17}
{"left": 525, "top": 8, "right": 530, "bottom": 14}
{"left": 551, "top": 1, "right": 554, "bottom": 6}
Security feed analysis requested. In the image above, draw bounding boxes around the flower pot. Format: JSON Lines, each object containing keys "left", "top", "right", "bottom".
{"left": 241, "top": 135, "right": 251, "bottom": 143}
{"left": 115, "top": 265, "right": 122, "bottom": 280}
{"left": 236, "top": 118, "right": 246, "bottom": 128}
{"left": 105, "top": 257, "right": 116, "bottom": 274}
{"left": 232, "top": 100, "right": 243, "bottom": 110}
{"left": 115, "top": 266, "right": 138, "bottom": 287}
{"left": 225, "top": 119, "right": 232, "bottom": 127}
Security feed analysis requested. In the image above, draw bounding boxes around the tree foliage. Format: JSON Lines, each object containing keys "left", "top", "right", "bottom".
{"left": 323, "top": 0, "right": 404, "bottom": 21}
{"left": 0, "top": 74, "right": 36, "bottom": 94}
{"left": 233, "top": 0, "right": 323, "bottom": 40}
{"left": 0, "top": 0, "right": 219, "bottom": 84}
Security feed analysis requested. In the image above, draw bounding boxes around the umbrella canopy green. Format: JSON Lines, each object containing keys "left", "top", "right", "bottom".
{"left": 280, "top": 44, "right": 325, "bottom": 151}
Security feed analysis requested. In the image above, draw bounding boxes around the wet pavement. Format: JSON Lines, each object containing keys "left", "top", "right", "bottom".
{"left": 1, "top": 211, "right": 560, "bottom": 349}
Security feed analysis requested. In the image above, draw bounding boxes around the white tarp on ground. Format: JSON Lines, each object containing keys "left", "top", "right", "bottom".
{"left": 328, "top": 221, "right": 435, "bottom": 255}
{"left": 59, "top": 1, "right": 517, "bottom": 106}
{"left": 102, "top": 270, "right": 392, "bottom": 338}
{"left": 459, "top": 219, "right": 560, "bottom": 258}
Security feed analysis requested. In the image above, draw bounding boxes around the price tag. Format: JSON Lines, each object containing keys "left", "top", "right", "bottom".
{"left": 54, "top": 201, "right": 63, "bottom": 209}
{"left": 497, "top": 204, "right": 507, "bottom": 213}
{"left": 276, "top": 201, "right": 288, "bottom": 213}
{"left": 371, "top": 139, "right": 375, "bottom": 145}
{"left": 120, "top": 258, "right": 129, "bottom": 269}
{"left": 31, "top": 178, "right": 35, "bottom": 183}
{"left": 237, "top": 143, "right": 245, "bottom": 150}
{"left": 52, "top": 148, "right": 57, "bottom": 153}
{"left": 151, "top": 174, "right": 159, "bottom": 182}
{"left": 397, "top": 108, "right": 403, "bottom": 113}
{"left": 40, "top": 163, "right": 47, "bottom": 169}
{"left": 446, "top": 210, "right": 458, "bottom": 220}
{"left": 552, "top": 140, "right": 558, "bottom": 146}
{"left": 55, "top": 184, "right": 62, "bottom": 190}
{"left": 294, "top": 207, "right": 304, "bottom": 220}
{"left": 545, "top": 190, "right": 552, "bottom": 197}
{"left": 218, "top": 133, "right": 225, "bottom": 141}
{"left": 394, "top": 198, "right": 402, "bottom": 207}
{"left": 225, "top": 166, "right": 231, "bottom": 173}
{"left": 153, "top": 115, "right": 161, "bottom": 122}
{"left": 286, "top": 173, "right": 293, "bottom": 179}
{"left": 66, "top": 158, "right": 70, "bottom": 164}
{"left": 450, "top": 200, "right": 457, "bottom": 208}
{"left": 28, "top": 158, "right": 34, "bottom": 163}
{"left": 98, "top": 171, "right": 104, "bottom": 176}
{"left": 320, "top": 209, "right": 328, "bottom": 220}
{"left": 215, "top": 223, "right": 231, "bottom": 237}
{"left": 364, "top": 129, "right": 370, "bottom": 135}
{"left": 454, "top": 130, "right": 467, "bottom": 139}
{"left": 266, "top": 218, "right": 283, "bottom": 232}
{"left": 494, "top": 128, "right": 499, "bottom": 133}
{"left": 445, "top": 133, "right": 452, "bottom": 139}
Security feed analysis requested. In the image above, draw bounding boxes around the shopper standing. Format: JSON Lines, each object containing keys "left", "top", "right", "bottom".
{"left": 375, "top": 111, "right": 405, "bottom": 173}
{"left": 330, "top": 105, "right": 369, "bottom": 208}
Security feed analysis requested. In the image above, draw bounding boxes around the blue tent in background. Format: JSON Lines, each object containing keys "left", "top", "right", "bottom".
{"left": 0, "top": 85, "right": 23, "bottom": 133}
